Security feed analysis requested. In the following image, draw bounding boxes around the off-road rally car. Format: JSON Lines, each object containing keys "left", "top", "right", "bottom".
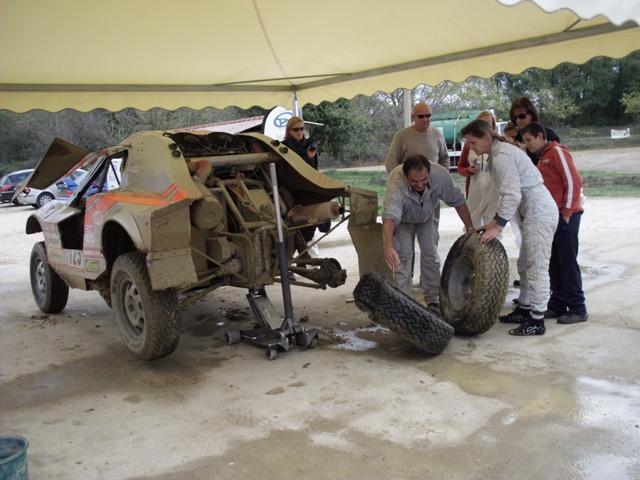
{"left": 24, "top": 130, "right": 508, "bottom": 360}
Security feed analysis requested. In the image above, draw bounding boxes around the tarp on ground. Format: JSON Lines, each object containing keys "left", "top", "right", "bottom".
{"left": 0, "top": 0, "right": 639, "bottom": 112}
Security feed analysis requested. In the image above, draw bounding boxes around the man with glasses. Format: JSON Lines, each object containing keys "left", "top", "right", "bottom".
{"left": 385, "top": 103, "right": 449, "bottom": 173}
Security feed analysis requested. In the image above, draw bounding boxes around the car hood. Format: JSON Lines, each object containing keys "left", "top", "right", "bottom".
{"left": 25, "top": 138, "right": 90, "bottom": 189}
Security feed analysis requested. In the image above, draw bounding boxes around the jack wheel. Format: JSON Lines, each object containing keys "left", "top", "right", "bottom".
{"left": 296, "top": 331, "right": 317, "bottom": 349}
{"left": 224, "top": 330, "right": 242, "bottom": 345}
{"left": 266, "top": 348, "right": 278, "bottom": 361}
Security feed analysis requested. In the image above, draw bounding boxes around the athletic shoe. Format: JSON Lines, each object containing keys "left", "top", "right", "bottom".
{"left": 557, "top": 313, "right": 588, "bottom": 324}
{"left": 513, "top": 279, "right": 521, "bottom": 288}
{"left": 499, "top": 307, "right": 531, "bottom": 324}
{"left": 509, "top": 321, "right": 546, "bottom": 336}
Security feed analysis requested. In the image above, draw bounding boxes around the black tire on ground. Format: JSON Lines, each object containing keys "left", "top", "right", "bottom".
{"left": 30, "top": 241, "right": 69, "bottom": 313}
{"left": 37, "top": 192, "right": 55, "bottom": 208}
{"left": 110, "top": 252, "right": 181, "bottom": 360}
{"left": 439, "top": 233, "right": 509, "bottom": 336}
{"left": 353, "top": 273, "right": 454, "bottom": 354}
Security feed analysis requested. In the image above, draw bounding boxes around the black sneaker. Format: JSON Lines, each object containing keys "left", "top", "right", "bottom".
{"left": 513, "top": 279, "right": 521, "bottom": 288}
{"left": 499, "top": 307, "right": 530, "bottom": 324}
{"left": 543, "top": 309, "right": 564, "bottom": 319}
{"left": 509, "top": 321, "right": 546, "bottom": 336}
{"left": 557, "top": 313, "right": 588, "bottom": 324}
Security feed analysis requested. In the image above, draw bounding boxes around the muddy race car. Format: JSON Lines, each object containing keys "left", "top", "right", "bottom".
{"left": 24, "top": 130, "right": 508, "bottom": 360}
{"left": 23, "top": 130, "right": 388, "bottom": 359}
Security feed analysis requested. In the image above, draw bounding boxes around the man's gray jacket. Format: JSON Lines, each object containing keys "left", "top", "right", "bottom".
{"left": 383, "top": 163, "right": 466, "bottom": 225}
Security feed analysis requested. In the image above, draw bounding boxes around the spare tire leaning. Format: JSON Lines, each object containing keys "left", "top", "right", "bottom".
{"left": 439, "top": 233, "right": 509, "bottom": 336}
{"left": 353, "top": 273, "right": 454, "bottom": 354}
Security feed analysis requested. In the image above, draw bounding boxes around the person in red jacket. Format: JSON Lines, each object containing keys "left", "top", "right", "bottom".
{"left": 521, "top": 122, "right": 588, "bottom": 324}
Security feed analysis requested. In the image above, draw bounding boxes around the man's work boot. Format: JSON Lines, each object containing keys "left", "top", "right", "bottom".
{"left": 543, "top": 308, "right": 565, "bottom": 319}
{"left": 557, "top": 313, "right": 588, "bottom": 324}
{"left": 426, "top": 303, "right": 441, "bottom": 316}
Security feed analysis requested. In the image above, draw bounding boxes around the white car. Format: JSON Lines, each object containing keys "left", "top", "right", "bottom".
{"left": 18, "top": 169, "right": 87, "bottom": 208}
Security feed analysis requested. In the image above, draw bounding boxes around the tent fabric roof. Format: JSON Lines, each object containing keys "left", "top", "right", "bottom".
{"left": 1, "top": 0, "right": 639, "bottom": 112}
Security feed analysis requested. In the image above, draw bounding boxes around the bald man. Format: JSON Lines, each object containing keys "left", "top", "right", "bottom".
{"left": 385, "top": 103, "right": 449, "bottom": 174}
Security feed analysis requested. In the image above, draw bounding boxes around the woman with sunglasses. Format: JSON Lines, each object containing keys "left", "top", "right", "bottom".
{"left": 509, "top": 97, "right": 560, "bottom": 165}
{"left": 461, "top": 119, "right": 558, "bottom": 336}
{"left": 283, "top": 116, "right": 318, "bottom": 169}
{"left": 283, "top": 116, "right": 323, "bottom": 257}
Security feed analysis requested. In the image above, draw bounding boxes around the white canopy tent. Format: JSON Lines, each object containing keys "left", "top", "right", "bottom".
{"left": 1, "top": 0, "right": 639, "bottom": 112}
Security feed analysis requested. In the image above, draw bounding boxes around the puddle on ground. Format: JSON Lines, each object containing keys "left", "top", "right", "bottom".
{"left": 330, "top": 325, "right": 403, "bottom": 352}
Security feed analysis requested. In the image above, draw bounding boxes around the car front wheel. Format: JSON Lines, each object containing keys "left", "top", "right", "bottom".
{"left": 110, "top": 252, "right": 181, "bottom": 360}
{"left": 30, "top": 241, "right": 69, "bottom": 313}
{"left": 37, "top": 192, "right": 55, "bottom": 208}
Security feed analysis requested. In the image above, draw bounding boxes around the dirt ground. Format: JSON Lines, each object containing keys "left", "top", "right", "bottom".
{"left": 1, "top": 150, "right": 640, "bottom": 479}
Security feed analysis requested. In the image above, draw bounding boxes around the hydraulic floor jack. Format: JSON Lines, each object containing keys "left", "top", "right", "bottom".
{"left": 223, "top": 163, "right": 317, "bottom": 360}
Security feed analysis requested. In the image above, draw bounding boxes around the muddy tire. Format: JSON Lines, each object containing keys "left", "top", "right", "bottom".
{"left": 353, "top": 273, "right": 454, "bottom": 354}
{"left": 30, "top": 241, "right": 69, "bottom": 313}
{"left": 111, "top": 252, "right": 180, "bottom": 360}
{"left": 439, "top": 233, "right": 509, "bottom": 336}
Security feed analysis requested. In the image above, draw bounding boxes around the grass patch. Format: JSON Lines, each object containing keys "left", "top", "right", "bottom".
{"left": 581, "top": 171, "right": 640, "bottom": 197}
{"left": 323, "top": 169, "right": 640, "bottom": 214}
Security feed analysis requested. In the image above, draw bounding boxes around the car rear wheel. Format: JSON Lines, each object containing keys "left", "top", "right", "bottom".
{"left": 30, "top": 241, "right": 69, "bottom": 313}
{"left": 111, "top": 252, "right": 181, "bottom": 360}
{"left": 36, "top": 192, "right": 55, "bottom": 208}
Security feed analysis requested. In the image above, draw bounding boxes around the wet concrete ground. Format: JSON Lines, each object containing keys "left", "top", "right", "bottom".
{"left": 1, "top": 197, "right": 639, "bottom": 480}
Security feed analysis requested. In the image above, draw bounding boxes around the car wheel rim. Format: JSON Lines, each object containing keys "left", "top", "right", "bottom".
{"left": 39, "top": 195, "right": 53, "bottom": 207}
{"left": 122, "top": 280, "right": 144, "bottom": 334}
{"left": 35, "top": 258, "right": 47, "bottom": 299}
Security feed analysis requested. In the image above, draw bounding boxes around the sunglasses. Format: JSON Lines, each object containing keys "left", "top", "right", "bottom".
{"left": 415, "top": 113, "right": 432, "bottom": 119}
{"left": 511, "top": 113, "right": 529, "bottom": 121}
{"left": 291, "top": 127, "right": 305, "bottom": 132}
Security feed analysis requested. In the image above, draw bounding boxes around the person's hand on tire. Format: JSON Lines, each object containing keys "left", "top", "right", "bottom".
{"left": 480, "top": 220, "right": 503, "bottom": 244}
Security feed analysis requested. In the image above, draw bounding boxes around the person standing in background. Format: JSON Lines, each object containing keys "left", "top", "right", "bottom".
{"left": 509, "top": 97, "right": 560, "bottom": 165}
{"left": 456, "top": 111, "right": 499, "bottom": 229}
{"left": 385, "top": 103, "right": 450, "bottom": 173}
{"left": 283, "top": 116, "right": 322, "bottom": 257}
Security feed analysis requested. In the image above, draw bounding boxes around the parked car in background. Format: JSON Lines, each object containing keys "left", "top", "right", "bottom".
{"left": 17, "top": 169, "right": 87, "bottom": 208}
{"left": 0, "top": 169, "right": 34, "bottom": 203}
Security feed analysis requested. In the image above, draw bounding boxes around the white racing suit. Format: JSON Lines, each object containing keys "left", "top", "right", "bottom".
{"left": 488, "top": 141, "right": 558, "bottom": 315}
{"left": 382, "top": 163, "right": 466, "bottom": 303}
